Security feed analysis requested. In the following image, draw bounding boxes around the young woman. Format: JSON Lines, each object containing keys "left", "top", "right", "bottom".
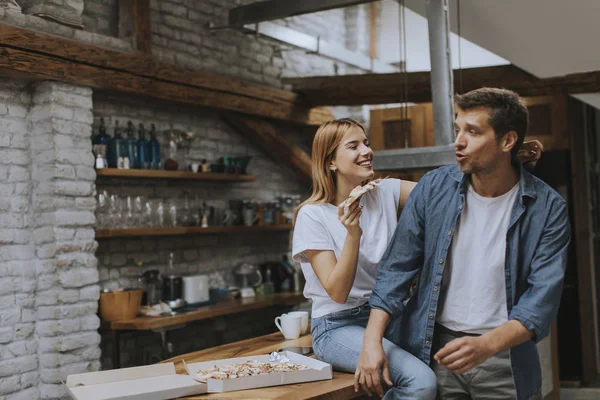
{"left": 291, "top": 118, "right": 541, "bottom": 399}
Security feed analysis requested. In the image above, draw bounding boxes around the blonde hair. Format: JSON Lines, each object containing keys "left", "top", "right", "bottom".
{"left": 294, "top": 118, "right": 366, "bottom": 223}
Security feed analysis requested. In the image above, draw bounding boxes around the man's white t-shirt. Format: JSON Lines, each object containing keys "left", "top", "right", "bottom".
{"left": 292, "top": 179, "right": 401, "bottom": 318}
{"left": 437, "top": 182, "right": 520, "bottom": 334}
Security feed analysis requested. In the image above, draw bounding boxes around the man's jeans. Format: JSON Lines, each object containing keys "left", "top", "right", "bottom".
{"left": 431, "top": 325, "right": 542, "bottom": 400}
{"left": 311, "top": 303, "right": 437, "bottom": 400}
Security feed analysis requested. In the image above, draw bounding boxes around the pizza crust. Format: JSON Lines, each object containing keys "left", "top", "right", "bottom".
{"left": 341, "top": 178, "right": 383, "bottom": 214}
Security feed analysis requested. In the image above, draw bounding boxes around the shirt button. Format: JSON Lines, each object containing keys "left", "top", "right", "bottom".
{"left": 434, "top": 286, "right": 439, "bottom": 291}
{"left": 426, "top": 340, "right": 431, "bottom": 345}
{"left": 459, "top": 205, "right": 463, "bottom": 210}
{"left": 439, "top": 259, "right": 444, "bottom": 264}
{"left": 429, "top": 314, "right": 433, "bottom": 319}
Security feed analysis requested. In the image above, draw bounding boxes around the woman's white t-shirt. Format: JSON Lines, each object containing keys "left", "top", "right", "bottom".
{"left": 292, "top": 179, "right": 401, "bottom": 318}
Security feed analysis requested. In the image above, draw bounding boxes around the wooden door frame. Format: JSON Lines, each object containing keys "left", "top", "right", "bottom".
{"left": 568, "top": 97, "right": 600, "bottom": 384}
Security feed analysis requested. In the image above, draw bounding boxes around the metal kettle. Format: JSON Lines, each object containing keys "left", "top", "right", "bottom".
{"left": 138, "top": 269, "right": 162, "bottom": 306}
{"left": 232, "top": 263, "right": 263, "bottom": 298}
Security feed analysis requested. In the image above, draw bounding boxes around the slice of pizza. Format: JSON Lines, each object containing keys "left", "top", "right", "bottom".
{"left": 341, "top": 178, "right": 383, "bottom": 214}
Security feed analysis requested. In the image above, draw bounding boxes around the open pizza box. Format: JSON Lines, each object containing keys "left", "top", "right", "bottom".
{"left": 182, "top": 351, "right": 333, "bottom": 393}
{"left": 65, "top": 363, "right": 207, "bottom": 400}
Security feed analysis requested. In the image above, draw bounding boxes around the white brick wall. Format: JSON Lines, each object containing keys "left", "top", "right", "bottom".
{"left": 0, "top": 81, "right": 39, "bottom": 400}
{"left": 0, "top": 1, "right": 377, "bottom": 398}
{"left": 80, "top": 0, "right": 118, "bottom": 36}
{"left": 0, "top": 81, "right": 99, "bottom": 400}
{"left": 28, "top": 82, "right": 100, "bottom": 400}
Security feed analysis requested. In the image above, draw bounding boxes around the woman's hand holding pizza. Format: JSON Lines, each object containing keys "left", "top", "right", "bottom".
{"left": 338, "top": 199, "right": 362, "bottom": 237}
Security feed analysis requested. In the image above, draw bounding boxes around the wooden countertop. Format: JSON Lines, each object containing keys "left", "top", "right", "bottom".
{"left": 162, "top": 332, "right": 362, "bottom": 400}
{"left": 108, "top": 292, "right": 307, "bottom": 331}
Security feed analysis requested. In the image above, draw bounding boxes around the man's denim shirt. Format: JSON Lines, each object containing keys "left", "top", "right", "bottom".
{"left": 370, "top": 164, "right": 570, "bottom": 400}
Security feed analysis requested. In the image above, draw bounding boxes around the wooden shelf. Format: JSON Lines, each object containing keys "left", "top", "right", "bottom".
{"left": 95, "top": 224, "right": 293, "bottom": 238}
{"left": 95, "top": 168, "right": 256, "bottom": 182}
{"left": 109, "top": 292, "right": 306, "bottom": 331}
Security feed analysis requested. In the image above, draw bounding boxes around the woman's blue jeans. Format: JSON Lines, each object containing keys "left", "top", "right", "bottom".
{"left": 311, "top": 303, "right": 437, "bottom": 400}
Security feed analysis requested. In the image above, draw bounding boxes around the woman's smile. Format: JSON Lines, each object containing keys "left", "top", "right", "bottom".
{"left": 357, "top": 159, "right": 373, "bottom": 169}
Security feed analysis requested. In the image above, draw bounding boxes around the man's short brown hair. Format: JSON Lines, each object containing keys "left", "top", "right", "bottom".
{"left": 455, "top": 88, "right": 529, "bottom": 160}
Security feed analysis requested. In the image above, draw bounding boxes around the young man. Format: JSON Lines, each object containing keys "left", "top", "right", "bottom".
{"left": 354, "top": 88, "right": 570, "bottom": 400}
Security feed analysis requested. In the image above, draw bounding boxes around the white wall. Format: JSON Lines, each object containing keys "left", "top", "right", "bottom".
{"left": 377, "top": 0, "right": 508, "bottom": 72}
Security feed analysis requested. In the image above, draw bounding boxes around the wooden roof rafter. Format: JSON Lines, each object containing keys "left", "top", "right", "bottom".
{"left": 283, "top": 65, "right": 600, "bottom": 106}
{"left": 223, "top": 112, "right": 313, "bottom": 183}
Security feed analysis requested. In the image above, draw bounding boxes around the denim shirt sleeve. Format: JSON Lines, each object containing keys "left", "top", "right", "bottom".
{"left": 509, "top": 199, "right": 571, "bottom": 343}
{"left": 369, "top": 174, "right": 428, "bottom": 319}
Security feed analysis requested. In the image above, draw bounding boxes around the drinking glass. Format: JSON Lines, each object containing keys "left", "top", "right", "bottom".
{"left": 109, "top": 194, "right": 122, "bottom": 228}
{"left": 143, "top": 199, "right": 153, "bottom": 227}
{"left": 155, "top": 199, "right": 165, "bottom": 227}
{"left": 96, "top": 190, "right": 108, "bottom": 228}
{"left": 124, "top": 195, "right": 134, "bottom": 228}
{"left": 134, "top": 196, "right": 144, "bottom": 226}
{"left": 167, "top": 200, "right": 177, "bottom": 227}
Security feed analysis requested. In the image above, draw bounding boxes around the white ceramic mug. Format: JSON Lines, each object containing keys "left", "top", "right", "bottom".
{"left": 242, "top": 209, "right": 259, "bottom": 227}
{"left": 287, "top": 311, "right": 309, "bottom": 335}
{"left": 274, "top": 314, "right": 302, "bottom": 340}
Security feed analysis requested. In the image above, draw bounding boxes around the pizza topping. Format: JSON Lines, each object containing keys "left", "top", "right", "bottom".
{"left": 341, "top": 178, "right": 383, "bottom": 214}
{"left": 194, "top": 359, "right": 309, "bottom": 383}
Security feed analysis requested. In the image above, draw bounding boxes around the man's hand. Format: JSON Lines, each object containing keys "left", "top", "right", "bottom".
{"left": 516, "top": 139, "right": 544, "bottom": 168}
{"left": 433, "top": 336, "right": 495, "bottom": 375}
{"left": 354, "top": 340, "right": 393, "bottom": 397}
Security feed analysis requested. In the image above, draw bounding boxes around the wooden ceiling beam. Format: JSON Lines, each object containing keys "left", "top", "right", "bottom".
{"left": 0, "top": 24, "right": 333, "bottom": 126}
{"left": 284, "top": 65, "right": 600, "bottom": 105}
{"left": 223, "top": 113, "right": 313, "bottom": 183}
{"left": 0, "top": 46, "right": 333, "bottom": 125}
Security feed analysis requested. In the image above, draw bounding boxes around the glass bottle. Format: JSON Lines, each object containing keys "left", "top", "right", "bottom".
{"left": 137, "top": 123, "right": 151, "bottom": 169}
{"left": 92, "top": 117, "right": 111, "bottom": 146}
{"left": 125, "top": 120, "right": 139, "bottom": 169}
{"left": 107, "top": 120, "right": 126, "bottom": 168}
{"left": 149, "top": 124, "right": 161, "bottom": 170}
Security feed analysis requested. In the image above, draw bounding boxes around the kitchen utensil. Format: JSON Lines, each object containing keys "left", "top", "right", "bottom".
{"left": 163, "top": 275, "right": 183, "bottom": 306}
{"left": 232, "top": 263, "right": 263, "bottom": 298}
{"left": 182, "top": 274, "right": 210, "bottom": 305}
{"left": 209, "top": 287, "right": 241, "bottom": 302}
{"left": 274, "top": 314, "right": 302, "bottom": 340}
{"left": 99, "top": 288, "right": 143, "bottom": 322}
{"left": 261, "top": 261, "right": 293, "bottom": 293}
{"left": 287, "top": 311, "right": 309, "bottom": 335}
{"left": 138, "top": 269, "right": 162, "bottom": 306}
{"left": 242, "top": 208, "right": 258, "bottom": 227}
{"left": 292, "top": 270, "right": 306, "bottom": 293}
{"left": 232, "top": 156, "right": 252, "bottom": 174}
{"left": 162, "top": 252, "right": 184, "bottom": 309}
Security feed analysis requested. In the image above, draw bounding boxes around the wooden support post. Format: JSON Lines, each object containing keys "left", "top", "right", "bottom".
{"left": 369, "top": 2, "right": 377, "bottom": 60}
{"left": 223, "top": 113, "right": 313, "bottom": 183}
{"left": 133, "top": 0, "right": 152, "bottom": 54}
{"left": 119, "top": 0, "right": 152, "bottom": 54}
